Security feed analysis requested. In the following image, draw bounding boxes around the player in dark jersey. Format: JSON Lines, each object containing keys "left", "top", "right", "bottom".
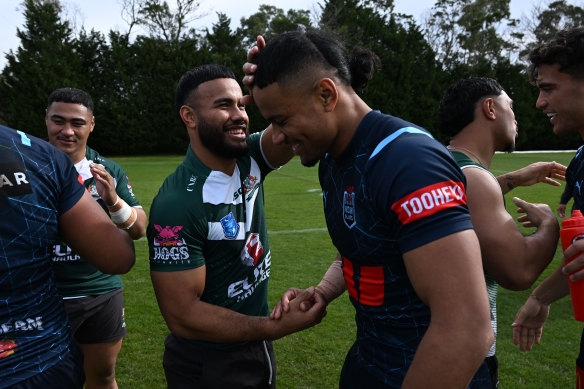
{"left": 0, "top": 125, "right": 134, "bottom": 388}
{"left": 45, "top": 87, "right": 147, "bottom": 389}
{"left": 148, "top": 64, "right": 327, "bottom": 388}
{"left": 438, "top": 76, "right": 565, "bottom": 388}
{"left": 512, "top": 27, "right": 584, "bottom": 388}
{"left": 246, "top": 30, "right": 493, "bottom": 388}
{"left": 558, "top": 146, "right": 584, "bottom": 217}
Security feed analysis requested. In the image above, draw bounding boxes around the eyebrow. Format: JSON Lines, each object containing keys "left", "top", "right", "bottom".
{"left": 213, "top": 97, "right": 239, "bottom": 105}
{"left": 50, "top": 114, "right": 88, "bottom": 124}
{"left": 536, "top": 81, "right": 554, "bottom": 89}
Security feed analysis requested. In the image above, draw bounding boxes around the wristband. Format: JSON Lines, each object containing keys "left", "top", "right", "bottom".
{"left": 109, "top": 198, "right": 133, "bottom": 225}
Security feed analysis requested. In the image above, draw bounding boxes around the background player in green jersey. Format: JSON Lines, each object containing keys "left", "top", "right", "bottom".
{"left": 147, "top": 64, "right": 326, "bottom": 388}
{"left": 438, "top": 76, "right": 565, "bottom": 388}
{"left": 46, "top": 87, "right": 147, "bottom": 389}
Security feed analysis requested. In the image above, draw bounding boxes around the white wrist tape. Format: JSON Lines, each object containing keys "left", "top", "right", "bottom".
{"left": 110, "top": 199, "right": 132, "bottom": 225}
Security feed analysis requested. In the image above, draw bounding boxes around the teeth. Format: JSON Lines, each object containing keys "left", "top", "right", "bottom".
{"left": 547, "top": 113, "right": 557, "bottom": 118}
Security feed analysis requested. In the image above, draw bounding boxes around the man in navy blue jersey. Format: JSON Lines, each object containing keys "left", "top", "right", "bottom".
{"left": 246, "top": 30, "right": 494, "bottom": 388}
{"left": 0, "top": 125, "right": 135, "bottom": 388}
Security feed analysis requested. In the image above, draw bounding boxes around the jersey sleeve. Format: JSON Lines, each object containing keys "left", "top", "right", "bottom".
{"left": 148, "top": 190, "right": 207, "bottom": 272}
{"left": 53, "top": 147, "right": 85, "bottom": 216}
{"left": 368, "top": 133, "right": 473, "bottom": 254}
{"left": 248, "top": 131, "right": 274, "bottom": 178}
{"left": 108, "top": 163, "right": 141, "bottom": 208}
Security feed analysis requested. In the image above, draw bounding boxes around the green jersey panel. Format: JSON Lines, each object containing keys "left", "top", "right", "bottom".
{"left": 51, "top": 146, "right": 142, "bottom": 296}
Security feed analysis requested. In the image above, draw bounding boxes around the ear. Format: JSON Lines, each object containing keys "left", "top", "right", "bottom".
{"left": 481, "top": 97, "right": 496, "bottom": 120}
{"left": 315, "top": 78, "right": 339, "bottom": 112}
{"left": 179, "top": 105, "right": 198, "bottom": 128}
{"left": 89, "top": 116, "right": 95, "bottom": 133}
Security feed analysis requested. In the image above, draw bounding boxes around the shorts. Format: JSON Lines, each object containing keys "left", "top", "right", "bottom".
{"left": 8, "top": 339, "right": 85, "bottom": 388}
{"left": 468, "top": 355, "right": 499, "bottom": 389}
{"left": 63, "top": 288, "right": 126, "bottom": 344}
{"left": 163, "top": 333, "right": 276, "bottom": 389}
{"left": 577, "top": 328, "right": 584, "bottom": 389}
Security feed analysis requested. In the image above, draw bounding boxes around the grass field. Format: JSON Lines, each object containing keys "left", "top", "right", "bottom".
{"left": 112, "top": 151, "right": 581, "bottom": 388}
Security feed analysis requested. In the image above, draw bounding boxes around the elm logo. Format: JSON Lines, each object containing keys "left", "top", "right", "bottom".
{"left": 392, "top": 180, "right": 466, "bottom": 224}
{"left": 0, "top": 162, "right": 32, "bottom": 197}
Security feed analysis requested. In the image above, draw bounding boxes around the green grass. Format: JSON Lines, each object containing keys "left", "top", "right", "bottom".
{"left": 113, "top": 152, "right": 581, "bottom": 388}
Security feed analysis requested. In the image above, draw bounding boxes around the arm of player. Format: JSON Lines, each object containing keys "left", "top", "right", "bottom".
{"left": 464, "top": 167, "right": 559, "bottom": 290}
{"left": 150, "top": 266, "right": 327, "bottom": 343}
{"left": 512, "top": 265, "right": 570, "bottom": 350}
{"left": 58, "top": 190, "right": 135, "bottom": 274}
{"left": 270, "top": 253, "right": 345, "bottom": 319}
{"left": 260, "top": 126, "right": 294, "bottom": 168}
{"left": 90, "top": 163, "right": 147, "bottom": 239}
{"left": 401, "top": 229, "right": 493, "bottom": 389}
{"left": 496, "top": 161, "right": 566, "bottom": 194}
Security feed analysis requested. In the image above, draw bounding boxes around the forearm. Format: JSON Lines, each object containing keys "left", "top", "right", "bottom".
{"left": 315, "top": 254, "right": 346, "bottom": 303}
{"left": 497, "top": 172, "right": 516, "bottom": 194}
{"left": 519, "top": 219, "right": 560, "bottom": 285}
{"left": 163, "top": 298, "right": 280, "bottom": 343}
{"left": 531, "top": 265, "right": 571, "bottom": 305}
{"left": 126, "top": 207, "right": 147, "bottom": 239}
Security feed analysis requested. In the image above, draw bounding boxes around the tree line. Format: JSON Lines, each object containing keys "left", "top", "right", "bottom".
{"left": 1, "top": 0, "right": 583, "bottom": 155}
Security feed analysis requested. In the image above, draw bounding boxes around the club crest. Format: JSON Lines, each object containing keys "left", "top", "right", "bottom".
{"left": 221, "top": 212, "right": 240, "bottom": 239}
{"left": 343, "top": 186, "right": 356, "bottom": 229}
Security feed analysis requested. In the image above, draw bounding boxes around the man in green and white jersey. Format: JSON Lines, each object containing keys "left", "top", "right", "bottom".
{"left": 438, "top": 77, "right": 564, "bottom": 388}
{"left": 46, "top": 87, "right": 147, "bottom": 389}
{"left": 148, "top": 64, "right": 327, "bottom": 388}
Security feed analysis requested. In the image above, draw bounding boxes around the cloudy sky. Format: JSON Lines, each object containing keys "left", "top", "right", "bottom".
{"left": 0, "top": 0, "right": 551, "bottom": 68}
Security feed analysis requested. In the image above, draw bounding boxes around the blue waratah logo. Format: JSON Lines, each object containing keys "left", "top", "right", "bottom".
{"left": 221, "top": 212, "right": 240, "bottom": 239}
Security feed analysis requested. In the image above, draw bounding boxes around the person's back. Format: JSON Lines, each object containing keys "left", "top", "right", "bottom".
{"left": 0, "top": 125, "right": 86, "bottom": 387}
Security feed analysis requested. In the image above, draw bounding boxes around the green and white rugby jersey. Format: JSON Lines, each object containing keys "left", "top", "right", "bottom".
{"left": 451, "top": 150, "right": 499, "bottom": 358}
{"left": 148, "top": 132, "right": 274, "bottom": 347}
{"left": 51, "top": 146, "right": 142, "bottom": 297}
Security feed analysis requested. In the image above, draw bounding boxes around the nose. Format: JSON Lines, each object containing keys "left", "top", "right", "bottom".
{"left": 231, "top": 106, "right": 248, "bottom": 123}
{"left": 61, "top": 122, "right": 75, "bottom": 135}
{"left": 535, "top": 92, "right": 546, "bottom": 110}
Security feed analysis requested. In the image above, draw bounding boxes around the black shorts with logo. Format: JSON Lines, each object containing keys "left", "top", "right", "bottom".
{"left": 163, "top": 333, "right": 276, "bottom": 389}
{"left": 63, "top": 288, "right": 126, "bottom": 344}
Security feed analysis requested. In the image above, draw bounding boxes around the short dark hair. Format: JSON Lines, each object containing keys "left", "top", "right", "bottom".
{"left": 252, "top": 30, "right": 380, "bottom": 92}
{"left": 528, "top": 27, "right": 584, "bottom": 82}
{"left": 175, "top": 64, "right": 236, "bottom": 115}
{"left": 47, "top": 87, "right": 94, "bottom": 114}
{"left": 438, "top": 77, "right": 504, "bottom": 137}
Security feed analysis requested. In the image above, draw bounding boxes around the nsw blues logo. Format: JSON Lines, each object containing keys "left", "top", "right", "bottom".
{"left": 221, "top": 212, "right": 240, "bottom": 239}
{"left": 343, "top": 186, "right": 356, "bottom": 229}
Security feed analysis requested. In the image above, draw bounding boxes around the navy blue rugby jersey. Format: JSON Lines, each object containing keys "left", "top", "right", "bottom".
{"left": 318, "top": 110, "right": 473, "bottom": 386}
{"left": 0, "top": 125, "right": 84, "bottom": 387}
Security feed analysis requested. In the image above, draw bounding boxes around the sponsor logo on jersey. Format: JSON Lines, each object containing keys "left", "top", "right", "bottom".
{"left": 51, "top": 243, "right": 81, "bottom": 262}
{"left": 0, "top": 339, "right": 18, "bottom": 359}
{"left": 0, "top": 162, "right": 32, "bottom": 197}
{"left": 0, "top": 317, "right": 43, "bottom": 337}
{"left": 186, "top": 175, "right": 197, "bottom": 192}
{"left": 221, "top": 212, "right": 240, "bottom": 239}
{"left": 233, "top": 174, "right": 259, "bottom": 201}
{"left": 152, "top": 225, "right": 189, "bottom": 260}
{"left": 343, "top": 186, "right": 356, "bottom": 228}
{"left": 392, "top": 180, "right": 466, "bottom": 224}
{"left": 241, "top": 233, "right": 264, "bottom": 266}
{"left": 228, "top": 251, "right": 271, "bottom": 302}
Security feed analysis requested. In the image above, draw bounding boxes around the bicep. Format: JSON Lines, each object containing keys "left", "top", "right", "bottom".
{"left": 150, "top": 266, "right": 206, "bottom": 321}
{"left": 464, "top": 169, "right": 527, "bottom": 271}
{"left": 59, "top": 190, "right": 134, "bottom": 274}
{"left": 404, "top": 229, "right": 486, "bottom": 315}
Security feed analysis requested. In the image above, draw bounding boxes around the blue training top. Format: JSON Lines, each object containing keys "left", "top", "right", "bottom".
{"left": 319, "top": 110, "right": 473, "bottom": 387}
{"left": 0, "top": 125, "right": 85, "bottom": 387}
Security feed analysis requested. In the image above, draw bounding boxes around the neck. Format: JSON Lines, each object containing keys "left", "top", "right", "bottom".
{"left": 189, "top": 140, "right": 236, "bottom": 175}
{"left": 447, "top": 143, "right": 490, "bottom": 168}
{"left": 329, "top": 94, "right": 371, "bottom": 159}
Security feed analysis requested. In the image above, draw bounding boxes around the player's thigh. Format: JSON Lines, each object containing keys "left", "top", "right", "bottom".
{"left": 80, "top": 339, "right": 123, "bottom": 373}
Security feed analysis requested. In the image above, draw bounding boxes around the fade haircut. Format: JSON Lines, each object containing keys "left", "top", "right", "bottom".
{"left": 438, "top": 77, "right": 504, "bottom": 138}
{"left": 528, "top": 27, "right": 584, "bottom": 82}
{"left": 47, "top": 87, "right": 94, "bottom": 114}
{"left": 175, "top": 64, "right": 237, "bottom": 116}
{"left": 252, "top": 30, "right": 380, "bottom": 92}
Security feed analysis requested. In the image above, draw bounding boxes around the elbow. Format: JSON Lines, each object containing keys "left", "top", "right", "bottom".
{"left": 498, "top": 274, "right": 537, "bottom": 291}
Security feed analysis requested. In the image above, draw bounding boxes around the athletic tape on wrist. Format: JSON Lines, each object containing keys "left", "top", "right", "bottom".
{"left": 110, "top": 199, "right": 133, "bottom": 225}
